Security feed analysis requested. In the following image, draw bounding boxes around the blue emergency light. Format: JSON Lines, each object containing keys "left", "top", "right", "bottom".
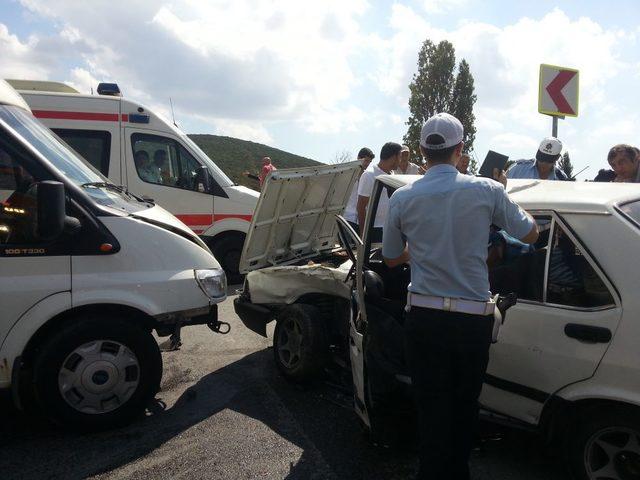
{"left": 128, "top": 113, "right": 150, "bottom": 124}
{"left": 97, "top": 83, "right": 121, "bottom": 96}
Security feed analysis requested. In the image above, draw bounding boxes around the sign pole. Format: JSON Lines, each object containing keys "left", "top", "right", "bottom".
{"left": 552, "top": 116, "right": 558, "bottom": 137}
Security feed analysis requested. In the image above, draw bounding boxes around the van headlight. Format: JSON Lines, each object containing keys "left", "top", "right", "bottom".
{"left": 195, "top": 268, "right": 227, "bottom": 300}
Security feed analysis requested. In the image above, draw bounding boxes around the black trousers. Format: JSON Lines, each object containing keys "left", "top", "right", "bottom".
{"left": 404, "top": 307, "right": 493, "bottom": 480}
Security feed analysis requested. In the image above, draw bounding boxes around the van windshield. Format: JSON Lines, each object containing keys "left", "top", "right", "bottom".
{"left": 179, "top": 133, "right": 234, "bottom": 187}
{"left": 0, "top": 105, "right": 150, "bottom": 210}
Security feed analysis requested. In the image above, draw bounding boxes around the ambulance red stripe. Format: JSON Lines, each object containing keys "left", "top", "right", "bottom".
{"left": 32, "top": 110, "right": 130, "bottom": 122}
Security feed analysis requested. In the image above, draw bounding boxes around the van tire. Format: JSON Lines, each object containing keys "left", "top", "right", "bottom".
{"left": 273, "top": 304, "right": 328, "bottom": 383}
{"left": 209, "top": 233, "right": 245, "bottom": 285}
{"left": 32, "top": 315, "right": 162, "bottom": 431}
{"left": 566, "top": 407, "right": 640, "bottom": 480}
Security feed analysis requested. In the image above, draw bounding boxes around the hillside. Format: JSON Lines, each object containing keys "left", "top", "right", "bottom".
{"left": 189, "top": 134, "right": 321, "bottom": 189}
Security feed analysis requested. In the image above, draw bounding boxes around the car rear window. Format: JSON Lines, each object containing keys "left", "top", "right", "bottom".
{"left": 619, "top": 200, "right": 640, "bottom": 229}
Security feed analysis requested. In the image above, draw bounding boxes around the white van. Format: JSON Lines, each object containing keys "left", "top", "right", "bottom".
{"left": 9, "top": 80, "right": 259, "bottom": 283}
{"left": 0, "top": 80, "right": 227, "bottom": 430}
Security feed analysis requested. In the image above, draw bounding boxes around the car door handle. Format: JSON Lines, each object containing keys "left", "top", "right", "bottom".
{"left": 564, "top": 323, "right": 612, "bottom": 343}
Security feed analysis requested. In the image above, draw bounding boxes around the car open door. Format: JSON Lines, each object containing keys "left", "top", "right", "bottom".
{"left": 335, "top": 214, "right": 369, "bottom": 425}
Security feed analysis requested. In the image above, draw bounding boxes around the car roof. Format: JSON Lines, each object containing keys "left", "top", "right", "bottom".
{"left": 0, "top": 79, "right": 30, "bottom": 111}
{"left": 377, "top": 175, "right": 640, "bottom": 214}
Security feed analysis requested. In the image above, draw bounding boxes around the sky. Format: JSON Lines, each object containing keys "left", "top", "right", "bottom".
{"left": 1, "top": 0, "right": 639, "bottom": 178}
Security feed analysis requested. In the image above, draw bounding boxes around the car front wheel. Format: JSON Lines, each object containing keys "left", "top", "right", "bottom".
{"left": 32, "top": 315, "right": 162, "bottom": 431}
{"left": 567, "top": 408, "right": 640, "bottom": 480}
{"left": 273, "top": 304, "right": 328, "bottom": 382}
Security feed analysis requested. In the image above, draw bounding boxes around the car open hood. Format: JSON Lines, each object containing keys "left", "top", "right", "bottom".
{"left": 239, "top": 161, "right": 361, "bottom": 273}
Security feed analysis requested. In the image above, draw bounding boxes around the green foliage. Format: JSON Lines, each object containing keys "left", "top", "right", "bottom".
{"left": 451, "top": 59, "right": 477, "bottom": 150}
{"left": 468, "top": 154, "right": 479, "bottom": 175}
{"left": 403, "top": 39, "right": 477, "bottom": 162}
{"left": 189, "top": 134, "right": 320, "bottom": 189}
{"left": 559, "top": 151, "right": 574, "bottom": 179}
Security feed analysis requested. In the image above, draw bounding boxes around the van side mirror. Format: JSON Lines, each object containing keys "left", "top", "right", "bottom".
{"left": 37, "top": 181, "right": 80, "bottom": 241}
{"left": 37, "top": 181, "right": 65, "bottom": 241}
{"left": 196, "top": 165, "right": 212, "bottom": 193}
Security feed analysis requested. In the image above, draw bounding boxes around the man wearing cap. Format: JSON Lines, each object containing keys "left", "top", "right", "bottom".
{"left": 383, "top": 113, "right": 538, "bottom": 480}
{"left": 344, "top": 147, "right": 375, "bottom": 232}
{"left": 357, "top": 142, "right": 402, "bottom": 242}
{"left": 507, "top": 137, "right": 568, "bottom": 180}
{"left": 397, "top": 145, "right": 422, "bottom": 174}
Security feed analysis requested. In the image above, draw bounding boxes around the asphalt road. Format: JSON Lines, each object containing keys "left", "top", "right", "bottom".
{"left": 0, "top": 292, "right": 568, "bottom": 480}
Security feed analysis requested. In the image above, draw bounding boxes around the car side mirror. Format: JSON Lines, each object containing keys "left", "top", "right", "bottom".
{"left": 196, "top": 165, "right": 212, "bottom": 193}
{"left": 37, "top": 181, "right": 80, "bottom": 241}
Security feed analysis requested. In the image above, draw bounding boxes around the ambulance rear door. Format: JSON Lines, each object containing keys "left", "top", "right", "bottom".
{"left": 24, "top": 93, "right": 122, "bottom": 183}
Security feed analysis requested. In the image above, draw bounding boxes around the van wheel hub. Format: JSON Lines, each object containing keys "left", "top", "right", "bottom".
{"left": 585, "top": 427, "right": 640, "bottom": 480}
{"left": 277, "top": 319, "right": 303, "bottom": 369}
{"left": 58, "top": 340, "right": 140, "bottom": 414}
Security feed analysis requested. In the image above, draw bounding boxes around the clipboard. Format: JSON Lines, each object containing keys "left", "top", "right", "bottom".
{"left": 479, "top": 150, "right": 509, "bottom": 178}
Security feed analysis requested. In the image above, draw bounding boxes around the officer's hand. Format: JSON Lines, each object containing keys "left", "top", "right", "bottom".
{"left": 493, "top": 168, "right": 507, "bottom": 188}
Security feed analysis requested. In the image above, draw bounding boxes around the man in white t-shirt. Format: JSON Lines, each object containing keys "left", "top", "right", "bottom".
{"left": 357, "top": 142, "right": 402, "bottom": 242}
{"left": 344, "top": 147, "right": 375, "bottom": 232}
{"left": 397, "top": 145, "right": 421, "bottom": 174}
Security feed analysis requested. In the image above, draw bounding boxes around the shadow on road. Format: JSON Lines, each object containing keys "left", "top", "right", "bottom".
{"left": 0, "top": 348, "right": 564, "bottom": 480}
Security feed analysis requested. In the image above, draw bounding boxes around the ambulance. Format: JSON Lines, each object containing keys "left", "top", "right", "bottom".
{"left": 8, "top": 80, "right": 259, "bottom": 283}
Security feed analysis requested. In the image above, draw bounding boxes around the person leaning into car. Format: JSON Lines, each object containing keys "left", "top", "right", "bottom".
{"left": 382, "top": 113, "right": 539, "bottom": 480}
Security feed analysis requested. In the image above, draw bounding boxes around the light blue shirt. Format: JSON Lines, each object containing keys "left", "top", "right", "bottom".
{"left": 383, "top": 164, "right": 534, "bottom": 301}
{"left": 507, "top": 159, "right": 566, "bottom": 180}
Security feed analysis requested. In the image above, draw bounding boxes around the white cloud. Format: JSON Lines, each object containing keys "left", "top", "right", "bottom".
{"left": 423, "top": 0, "right": 468, "bottom": 15}
{"left": 212, "top": 119, "right": 274, "bottom": 144}
{"left": 11, "top": 0, "right": 372, "bottom": 144}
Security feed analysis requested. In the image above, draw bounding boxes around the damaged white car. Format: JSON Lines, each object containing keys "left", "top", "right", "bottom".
{"left": 234, "top": 161, "right": 361, "bottom": 381}
{"left": 237, "top": 167, "right": 640, "bottom": 480}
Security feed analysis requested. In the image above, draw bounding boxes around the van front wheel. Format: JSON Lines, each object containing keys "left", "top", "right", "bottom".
{"left": 32, "top": 315, "right": 162, "bottom": 431}
{"left": 209, "top": 233, "right": 245, "bottom": 285}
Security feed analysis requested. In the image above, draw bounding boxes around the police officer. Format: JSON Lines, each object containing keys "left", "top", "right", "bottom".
{"left": 507, "top": 137, "right": 568, "bottom": 180}
{"left": 383, "top": 113, "right": 539, "bottom": 480}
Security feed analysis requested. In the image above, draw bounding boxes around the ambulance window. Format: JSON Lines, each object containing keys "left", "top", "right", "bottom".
{"left": 53, "top": 129, "right": 111, "bottom": 176}
{"left": 0, "top": 144, "right": 40, "bottom": 245}
{"left": 130, "top": 133, "right": 213, "bottom": 193}
{"left": 546, "top": 223, "right": 614, "bottom": 308}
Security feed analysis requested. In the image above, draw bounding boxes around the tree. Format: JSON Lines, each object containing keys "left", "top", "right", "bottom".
{"left": 403, "top": 39, "right": 477, "bottom": 162}
{"left": 451, "top": 59, "right": 477, "bottom": 150}
{"left": 468, "top": 153, "right": 479, "bottom": 175}
{"left": 328, "top": 150, "right": 352, "bottom": 164}
{"left": 559, "top": 151, "right": 574, "bottom": 180}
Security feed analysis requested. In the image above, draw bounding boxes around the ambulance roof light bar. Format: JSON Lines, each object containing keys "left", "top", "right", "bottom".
{"left": 97, "top": 83, "right": 121, "bottom": 97}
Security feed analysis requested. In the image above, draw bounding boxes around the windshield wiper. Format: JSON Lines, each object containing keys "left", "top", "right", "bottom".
{"left": 80, "top": 182, "right": 153, "bottom": 205}
{"left": 81, "top": 181, "right": 126, "bottom": 193}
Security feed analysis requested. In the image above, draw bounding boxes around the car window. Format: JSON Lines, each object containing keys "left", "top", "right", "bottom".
{"left": 131, "top": 133, "right": 213, "bottom": 193}
{"left": 0, "top": 144, "right": 41, "bottom": 245}
{"left": 488, "top": 215, "right": 551, "bottom": 302}
{"left": 619, "top": 200, "right": 640, "bottom": 229}
{"left": 53, "top": 129, "right": 111, "bottom": 176}
{"left": 546, "top": 223, "right": 614, "bottom": 308}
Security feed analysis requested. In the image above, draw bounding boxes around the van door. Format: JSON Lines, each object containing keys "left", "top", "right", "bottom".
{"left": 124, "top": 129, "right": 215, "bottom": 234}
{"left": 0, "top": 137, "right": 71, "bottom": 348}
{"left": 481, "top": 214, "right": 622, "bottom": 425}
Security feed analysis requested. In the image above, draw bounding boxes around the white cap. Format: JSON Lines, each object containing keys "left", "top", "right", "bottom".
{"left": 420, "top": 113, "right": 464, "bottom": 150}
{"left": 536, "top": 137, "right": 563, "bottom": 163}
